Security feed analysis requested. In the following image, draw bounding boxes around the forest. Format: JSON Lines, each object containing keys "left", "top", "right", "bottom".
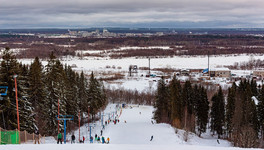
{"left": 154, "top": 76, "right": 264, "bottom": 148}
{"left": 0, "top": 47, "right": 107, "bottom": 136}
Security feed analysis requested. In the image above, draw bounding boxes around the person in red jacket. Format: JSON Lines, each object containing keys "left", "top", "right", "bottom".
{"left": 83, "top": 136, "right": 85, "bottom": 143}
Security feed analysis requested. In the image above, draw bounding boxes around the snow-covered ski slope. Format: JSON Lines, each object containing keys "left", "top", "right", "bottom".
{"left": 1, "top": 104, "right": 261, "bottom": 150}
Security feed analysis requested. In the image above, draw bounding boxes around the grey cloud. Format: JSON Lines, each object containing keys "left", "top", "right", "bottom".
{"left": 0, "top": 0, "right": 264, "bottom": 28}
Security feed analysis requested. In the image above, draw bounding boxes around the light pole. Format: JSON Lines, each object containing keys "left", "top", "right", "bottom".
{"left": 14, "top": 74, "right": 20, "bottom": 144}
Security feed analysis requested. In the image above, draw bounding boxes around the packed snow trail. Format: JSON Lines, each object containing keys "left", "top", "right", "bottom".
{"left": 3, "top": 104, "right": 262, "bottom": 150}
{"left": 102, "top": 105, "right": 230, "bottom": 146}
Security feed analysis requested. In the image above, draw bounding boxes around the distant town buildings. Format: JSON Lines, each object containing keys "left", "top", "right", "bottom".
{"left": 210, "top": 68, "right": 231, "bottom": 78}
{"left": 253, "top": 70, "right": 264, "bottom": 78}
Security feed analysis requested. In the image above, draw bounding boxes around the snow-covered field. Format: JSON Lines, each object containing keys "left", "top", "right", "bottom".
{"left": 17, "top": 54, "right": 264, "bottom": 92}
{"left": 2, "top": 104, "right": 262, "bottom": 150}
{"left": 19, "top": 54, "right": 264, "bottom": 71}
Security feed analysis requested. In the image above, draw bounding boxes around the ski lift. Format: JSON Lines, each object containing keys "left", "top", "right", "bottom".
{"left": 0, "top": 86, "right": 8, "bottom": 100}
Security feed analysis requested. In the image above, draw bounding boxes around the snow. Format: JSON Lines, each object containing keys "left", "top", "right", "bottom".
{"left": 20, "top": 54, "right": 264, "bottom": 72}
{"left": 2, "top": 104, "right": 263, "bottom": 150}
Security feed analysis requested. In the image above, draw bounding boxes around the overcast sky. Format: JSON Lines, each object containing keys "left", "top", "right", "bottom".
{"left": 0, "top": 0, "right": 264, "bottom": 28}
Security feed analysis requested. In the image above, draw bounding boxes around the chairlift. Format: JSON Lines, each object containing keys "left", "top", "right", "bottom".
{"left": 0, "top": 86, "right": 8, "bottom": 100}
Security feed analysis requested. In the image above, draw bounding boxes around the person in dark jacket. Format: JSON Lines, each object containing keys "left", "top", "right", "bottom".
{"left": 150, "top": 135, "right": 153, "bottom": 141}
{"left": 34, "top": 130, "right": 40, "bottom": 144}
{"left": 71, "top": 134, "right": 75, "bottom": 144}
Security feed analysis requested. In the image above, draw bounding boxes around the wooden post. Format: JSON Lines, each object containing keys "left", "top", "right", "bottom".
{"left": 24, "top": 130, "right": 27, "bottom": 143}
{"left": 58, "top": 98, "right": 60, "bottom": 134}
{"left": 78, "top": 111, "right": 80, "bottom": 142}
{"left": 16, "top": 129, "right": 18, "bottom": 144}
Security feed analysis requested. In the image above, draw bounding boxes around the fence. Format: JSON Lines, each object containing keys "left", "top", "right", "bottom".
{"left": 0, "top": 128, "right": 45, "bottom": 144}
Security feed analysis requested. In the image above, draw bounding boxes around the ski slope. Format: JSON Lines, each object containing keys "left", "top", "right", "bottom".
{"left": 1, "top": 104, "right": 262, "bottom": 150}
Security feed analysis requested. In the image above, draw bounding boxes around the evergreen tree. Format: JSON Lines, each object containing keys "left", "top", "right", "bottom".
{"left": 182, "top": 81, "right": 195, "bottom": 131}
{"left": 169, "top": 75, "right": 182, "bottom": 128}
{"left": 64, "top": 65, "right": 79, "bottom": 124}
{"left": 226, "top": 83, "right": 236, "bottom": 136}
{"left": 88, "top": 72, "right": 106, "bottom": 118}
{"left": 44, "top": 52, "right": 66, "bottom": 135}
{"left": 210, "top": 87, "right": 225, "bottom": 138}
{"left": 196, "top": 86, "right": 209, "bottom": 136}
{"left": 258, "top": 85, "right": 264, "bottom": 139}
{"left": 18, "top": 64, "right": 35, "bottom": 133}
{"left": 154, "top": 76, "right": 169, "bottom": 123}
{"left": 78, "top": 71, "right": 88, "bottom": 115}
{"left": 28, "top": 57, "right": 46, "bottom": 133}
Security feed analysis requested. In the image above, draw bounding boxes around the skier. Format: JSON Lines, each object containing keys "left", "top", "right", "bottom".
{"left": 71, "top": 134, "right": 75, "bottom": 144}
{"left": 83, "top": 136, "right": 85, "bottom": 143}
{"left": 107, "top": 137, "right": 110, "bottom": 144}
{"left": 102, "top": 136, "right": 105, "bottom": 144}
{"left": 57, "top": 131, "right": 62, "bottom": 144}
{"left": 95, "top": 136, "right": 98, "bottom": 142}
{"left": 150, "top": 135, "right": 153, "bottom": 141}
{"left": 34, "top": 129, "right": 40, "bottom": 144}
{"left": 97, "top": 136, "right": 101, "bottom": 143}
{"left": 101, "top": 130, "right": 103, "bottom": 136}
{"left": 90, "top": 136, "right": 93, "bottom": 143}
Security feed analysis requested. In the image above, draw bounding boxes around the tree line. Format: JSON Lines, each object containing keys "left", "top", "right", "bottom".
{"left": 154, "top": 76, "right": 264, "bottom": 148}
{"left": 0, "top": 47, "right": 106, "bottom": 136}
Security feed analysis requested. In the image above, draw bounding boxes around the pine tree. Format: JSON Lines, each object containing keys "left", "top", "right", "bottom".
{"left": 78, "top": 71, "right": 88, "bottom": 116}
{"left": 64, "top": 65, "right": 79, "bottom": 125}
{"left": 17, "top": 64, "right": 35, "bottom": 133}
{"left": 44, "top": 52, "right": 66, "bottom": 135}
{"left": 154, "top": 76, "right": 169, "bottom": 123}
{"left": 210, "top": 87, "right": 225, "bottom": 138}
{"left": 0, "top": 48, "right": 31, "bottom": 130}
{"left": 88, "top": 72, "right": 106, "bottom": 118}
{"left": 226, "top": 82, "right": 236, "bottom": 136}
{"left": 196, "top": 86, "right": 209, "bottom": 136}
{"left": 169, "top": 75, "right": 182, "bottom": 128}
{"left": 258, "top": 85, "right": 264, "bottom": 139}
{"left": 28, "top": 57, "right": 46, "bottom": 133}
{"left": 182, "top": 81, "right": 195, "bottom": 131}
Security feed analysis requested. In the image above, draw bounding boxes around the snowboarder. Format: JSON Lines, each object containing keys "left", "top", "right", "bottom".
{"left": 71, "top": 134, "right": 75, "bottom": 144}
{"left": 34, "top": 130, "right": 40, "bottom": 144}
{"left": 57, "top": 131, "right": 62, "bottom": 144}
{"left": 150, "top": 135, "right": 153, "bottom": 141}
{"left": 107, "top": 137, "right": 110, "bottom": 144}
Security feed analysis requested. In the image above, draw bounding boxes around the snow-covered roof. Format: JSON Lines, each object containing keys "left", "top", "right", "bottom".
{"left": 210, "top": 68, "right": 230, "bottom": 71}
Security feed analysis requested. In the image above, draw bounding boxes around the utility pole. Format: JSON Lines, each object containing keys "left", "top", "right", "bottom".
{"left": 14, "top": 75, "right": 20, "bottom": 144}
{"left": 148, "top": 57, "right": 151, "bottom": 76}
{"left": 208, "top": 51, "right": 210, "bottom": 77}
